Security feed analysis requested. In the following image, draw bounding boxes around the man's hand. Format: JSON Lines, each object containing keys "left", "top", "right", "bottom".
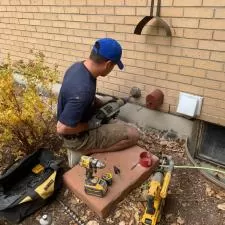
{"left": 93, "top": 97, "right": 104, "bottom": 109}
{"left": 88, "top": 118, "right": 101, "bottom": 130}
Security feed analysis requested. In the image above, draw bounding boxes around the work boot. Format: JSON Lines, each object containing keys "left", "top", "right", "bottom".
{"left": 67, "top": 149, "right": 83, "bottom": 168}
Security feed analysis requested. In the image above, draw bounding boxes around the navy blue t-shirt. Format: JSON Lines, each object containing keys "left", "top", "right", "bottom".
{"left": 57, "top": 62, "right": 96, "bottom": 127}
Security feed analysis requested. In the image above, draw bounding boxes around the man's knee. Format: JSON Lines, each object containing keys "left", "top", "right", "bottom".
{"left": 127, "top": 126, "right": 140, "bottom": 144}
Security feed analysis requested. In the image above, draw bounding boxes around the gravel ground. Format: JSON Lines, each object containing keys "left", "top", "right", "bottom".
{"left": 1, "top": 127, "right": 225, "bottom": 225}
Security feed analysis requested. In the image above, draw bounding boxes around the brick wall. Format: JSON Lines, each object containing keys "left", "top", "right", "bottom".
{"left": 0, "top": 0, "right": 225, "bottom": 125}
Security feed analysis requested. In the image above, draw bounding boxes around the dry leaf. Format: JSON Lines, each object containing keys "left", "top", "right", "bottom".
{"left": 177, "top": 216, "right": 185, "bottom": 224}
{"left": 205, "top": 184, "right": 215, "bottom": 197}
{"left": 217, "top": 203, "right": 225, "bottom": 211}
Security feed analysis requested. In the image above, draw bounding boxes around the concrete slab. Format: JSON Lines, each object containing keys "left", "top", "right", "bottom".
{"left": 119, "top": 103, "right": 193, "bottom": 139}
{"left": 63, "top": 146, "right": 159, "bottom": 218}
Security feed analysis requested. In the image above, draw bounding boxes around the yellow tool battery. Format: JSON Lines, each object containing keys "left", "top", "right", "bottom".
{"left": 32, "top": 164, "right": 44, "bottom": 174}
{"left": 102, "top": 173, "right": 113, "bottom": 186}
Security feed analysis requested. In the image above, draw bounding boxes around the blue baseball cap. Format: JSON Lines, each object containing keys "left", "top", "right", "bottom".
{"left": 92, "top": 38, "right": 124, "bottom": 70}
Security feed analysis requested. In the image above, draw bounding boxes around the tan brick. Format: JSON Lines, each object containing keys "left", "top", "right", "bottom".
{"left": 106, "top": 32, "right": 125, "bottom": 41}
{"left": 75, "top": 43, "right": 90, "bottom": 51}
{"left": 64, "top": 7, "right": 79, "bottom": 14}
{"left": 204, "top": 88, "right": 225, "bottom": 100}
{"left": 125, "top": 33, "right": 146, "bottom": 43}
{"left": 220, "top": 83, "right": 225, "bottom": 91}
{"left": 108, "top": 77, "right": 125, "bottom": 85}
{"left": 122, "top": 58, "right": 136, "bottom": 66}
{"left": 195, "top": 59, "right": 223, "bottom": 72}
{"left": 180, "top": 66, "right": 206, "bottom": 78}
{"left": 215, "top": 8, "right": 225, "bottom": 18}
{"left": 10, "top": 0, "right": 20, "bottom": 4}
{"left": 38, "top": 6, "right": 50, "bottom": 12}
{"left": 117, "top": 71, "right": 135, "bottom": 80}
{"left": 184, "top": 28, "right": 213, "bottom": 40}
{"left": 125, "top": 16, "right": 144, "bottom": 25}
{"left": 179, "top": 83, "right": 204, "bottom": 95}
{"left": 119, "top": 85, "right": 132, "bottom": 94}
{"left": 213, "top": 31, "right": 225, "bottom": 41}
{"left": 55, "top": 0, "right": 70, "bottom": 5}
{"left": 124, "top": 50, "right": 145, "bottom": 60}
{"left": 192, "top": 77, "right": 220, "bottom": 89}
{"left": 163, "top": 95, "right": 177, "bottom": 105}
{"left": 174, "top": 0, "right": 202, "bottom": 6}
{"left": 168, "top": 73, "right": 192, "bottom": 84}
{"left": 72, "top": 14, "right": 87, "bottom": 22}
{"left": 105, "top": 0, "right": 124, "bottom": 5}
{"left": 40, "top": 20, "right": 53, "bottom": 27}
{"left": 125, "top": 66, "right": 145, "bottom": 75}
{"left": 145, "top": 69, "right": 167, "bottom": 79}
{"left": 184, "top": 8, "right": 213, "bottom": 18}
{"left": 169, "top": 56, "right": 194, "bottom": 66}
{"left": 90, "top": 30, "right": 106, "bottom": 38}
{"left": 87, "top": 15, "right": 104, "bottom": 23}
{"left": 66, "top": 21, "right": 80, "bottom": 29}
{"left": 182, "top": 48, "right": 210, "bottom": 60}
{"left": 115, "top": 24, "right": 134, "bottom": 33}
{"left": 31, "top": 32, "right": 43, "bottom": 38}
{"left": 199, "top": 40, "right": 225, "bottom": 51}
{"left": 97, "top": 23, "right": 114, "bottom": 31}
{"left": 146, "top": 53, "right": 168, "bottom": 63}
{"left": 87, "top": 0, "right": 104, "bottom": 5}
{"left": 211, "top": 52, "right": 225, "bottom": 62}
{"left": 29, "top": 19, "right": 40, "bottom": 25}
{"left": 0, "top": 6, "right": 7, "bottom": 11}
{"left": 161, "top": 7, "right": 183, "bottom": 17}
{"left": 124, "top": 80, "right": 145, "bottom": 90}
{"left": 156, "top": 63, "right": 179, "bottom": 73}
{"left": 97, "top": 7, "right": 114, "bottom": 15}
{"left": 204, "top": 97, "right": 221, "bottom": 108}
{"left": 136, "top": 7, "right": 149, "bottom": 16}
{"left": 20, "top": 0, "right": 30, "bottom": 4}
{"left": 203, "top": 0, "right": 225, "bottom": 6}
{"left": 147, "top": 36, "right": 171, "bottom": 46}
{"left": 120, "top": 41, "right": 135, "bottom": 50}
{"left": 52, "top": 20, "right": 66, "bottom": 28}
{"left": 201, "top": 106, "right": 225, "bottom": 118}
{"left": 136, "top": 75, "right": 155, "bottom": 85}
{"left": 157, "top": 46, "right": 182, "bottom": 56}
{"left": 105, "top": 16, "right": 124, "bottom": 24}
{"left": 70, "top": 0, "right": 86, "bottom": 5}
{"left": 172, "top": 18, "right": 199, "bottom": 28}
{"left": 155, "top": 79, "right": 178, "bottom": 89}
{"left": 136, "top": 60, "right": 155, "bottom": 70}
{"left": 206, "top": 71, "right": 225, "bottom": 82}
{"left": 135, "top": 43, "right": 157, "bottom": 53}
{"left": 115, "top": 7, "right": 135, "bottom": 15}
{"left": 50, "top": 6, "right": 65, "bottom": 13}
{"left": 80, "top": 22, "right": 96, "bottom": 30}
{"left": 104, "top": 82, "right": 120, "bottom": 91}
{"left": 125, "top": 0, "right": 147, "bottom": 6}
{"left": 172, "top": 38, "right": 198, "bottom": 48}
{"left": 200, "top": 19, "right": 225, "bottom": 30}
{"left": 54, "top": 34, "right": 67, "bottom": 41}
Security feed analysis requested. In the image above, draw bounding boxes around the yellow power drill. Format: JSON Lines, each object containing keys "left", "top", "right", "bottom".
{"left": 141, "top": 155, "right": 174, "bottom": 225}
{"left": 79, "top": 156, "right": 112, "bottom": 198}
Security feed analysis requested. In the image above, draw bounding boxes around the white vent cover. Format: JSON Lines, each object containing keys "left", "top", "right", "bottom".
{"left": 176, "top": 92, "right": 203, "bottom": 117}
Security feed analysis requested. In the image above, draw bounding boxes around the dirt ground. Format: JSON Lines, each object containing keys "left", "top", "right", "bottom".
{"left": 0, "top": 127, "right": 225, "bottom": 225}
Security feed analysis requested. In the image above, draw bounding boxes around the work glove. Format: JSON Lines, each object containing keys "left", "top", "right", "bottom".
{"left": 88, "top": 117, "right": 101, "bottom": 130}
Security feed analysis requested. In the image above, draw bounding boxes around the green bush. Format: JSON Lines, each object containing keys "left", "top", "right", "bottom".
{"left": 0, "top": 52, "right": 60, "bottom": 157}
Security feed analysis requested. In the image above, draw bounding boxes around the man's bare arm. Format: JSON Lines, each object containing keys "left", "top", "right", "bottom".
{"left": 56, "top": 121, "right": 88, "bottom": 135}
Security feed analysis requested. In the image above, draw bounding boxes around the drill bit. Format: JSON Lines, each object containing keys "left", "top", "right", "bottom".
{"left": 56, "top": 199, "right": 85, "bottom": 225}
{"left": 113, "top": 166, "right": 120, "bottom": 175}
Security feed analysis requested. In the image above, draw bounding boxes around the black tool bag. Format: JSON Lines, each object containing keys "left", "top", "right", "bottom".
{"left": 0, "top": 148, "right": 63, "bottom": 224}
